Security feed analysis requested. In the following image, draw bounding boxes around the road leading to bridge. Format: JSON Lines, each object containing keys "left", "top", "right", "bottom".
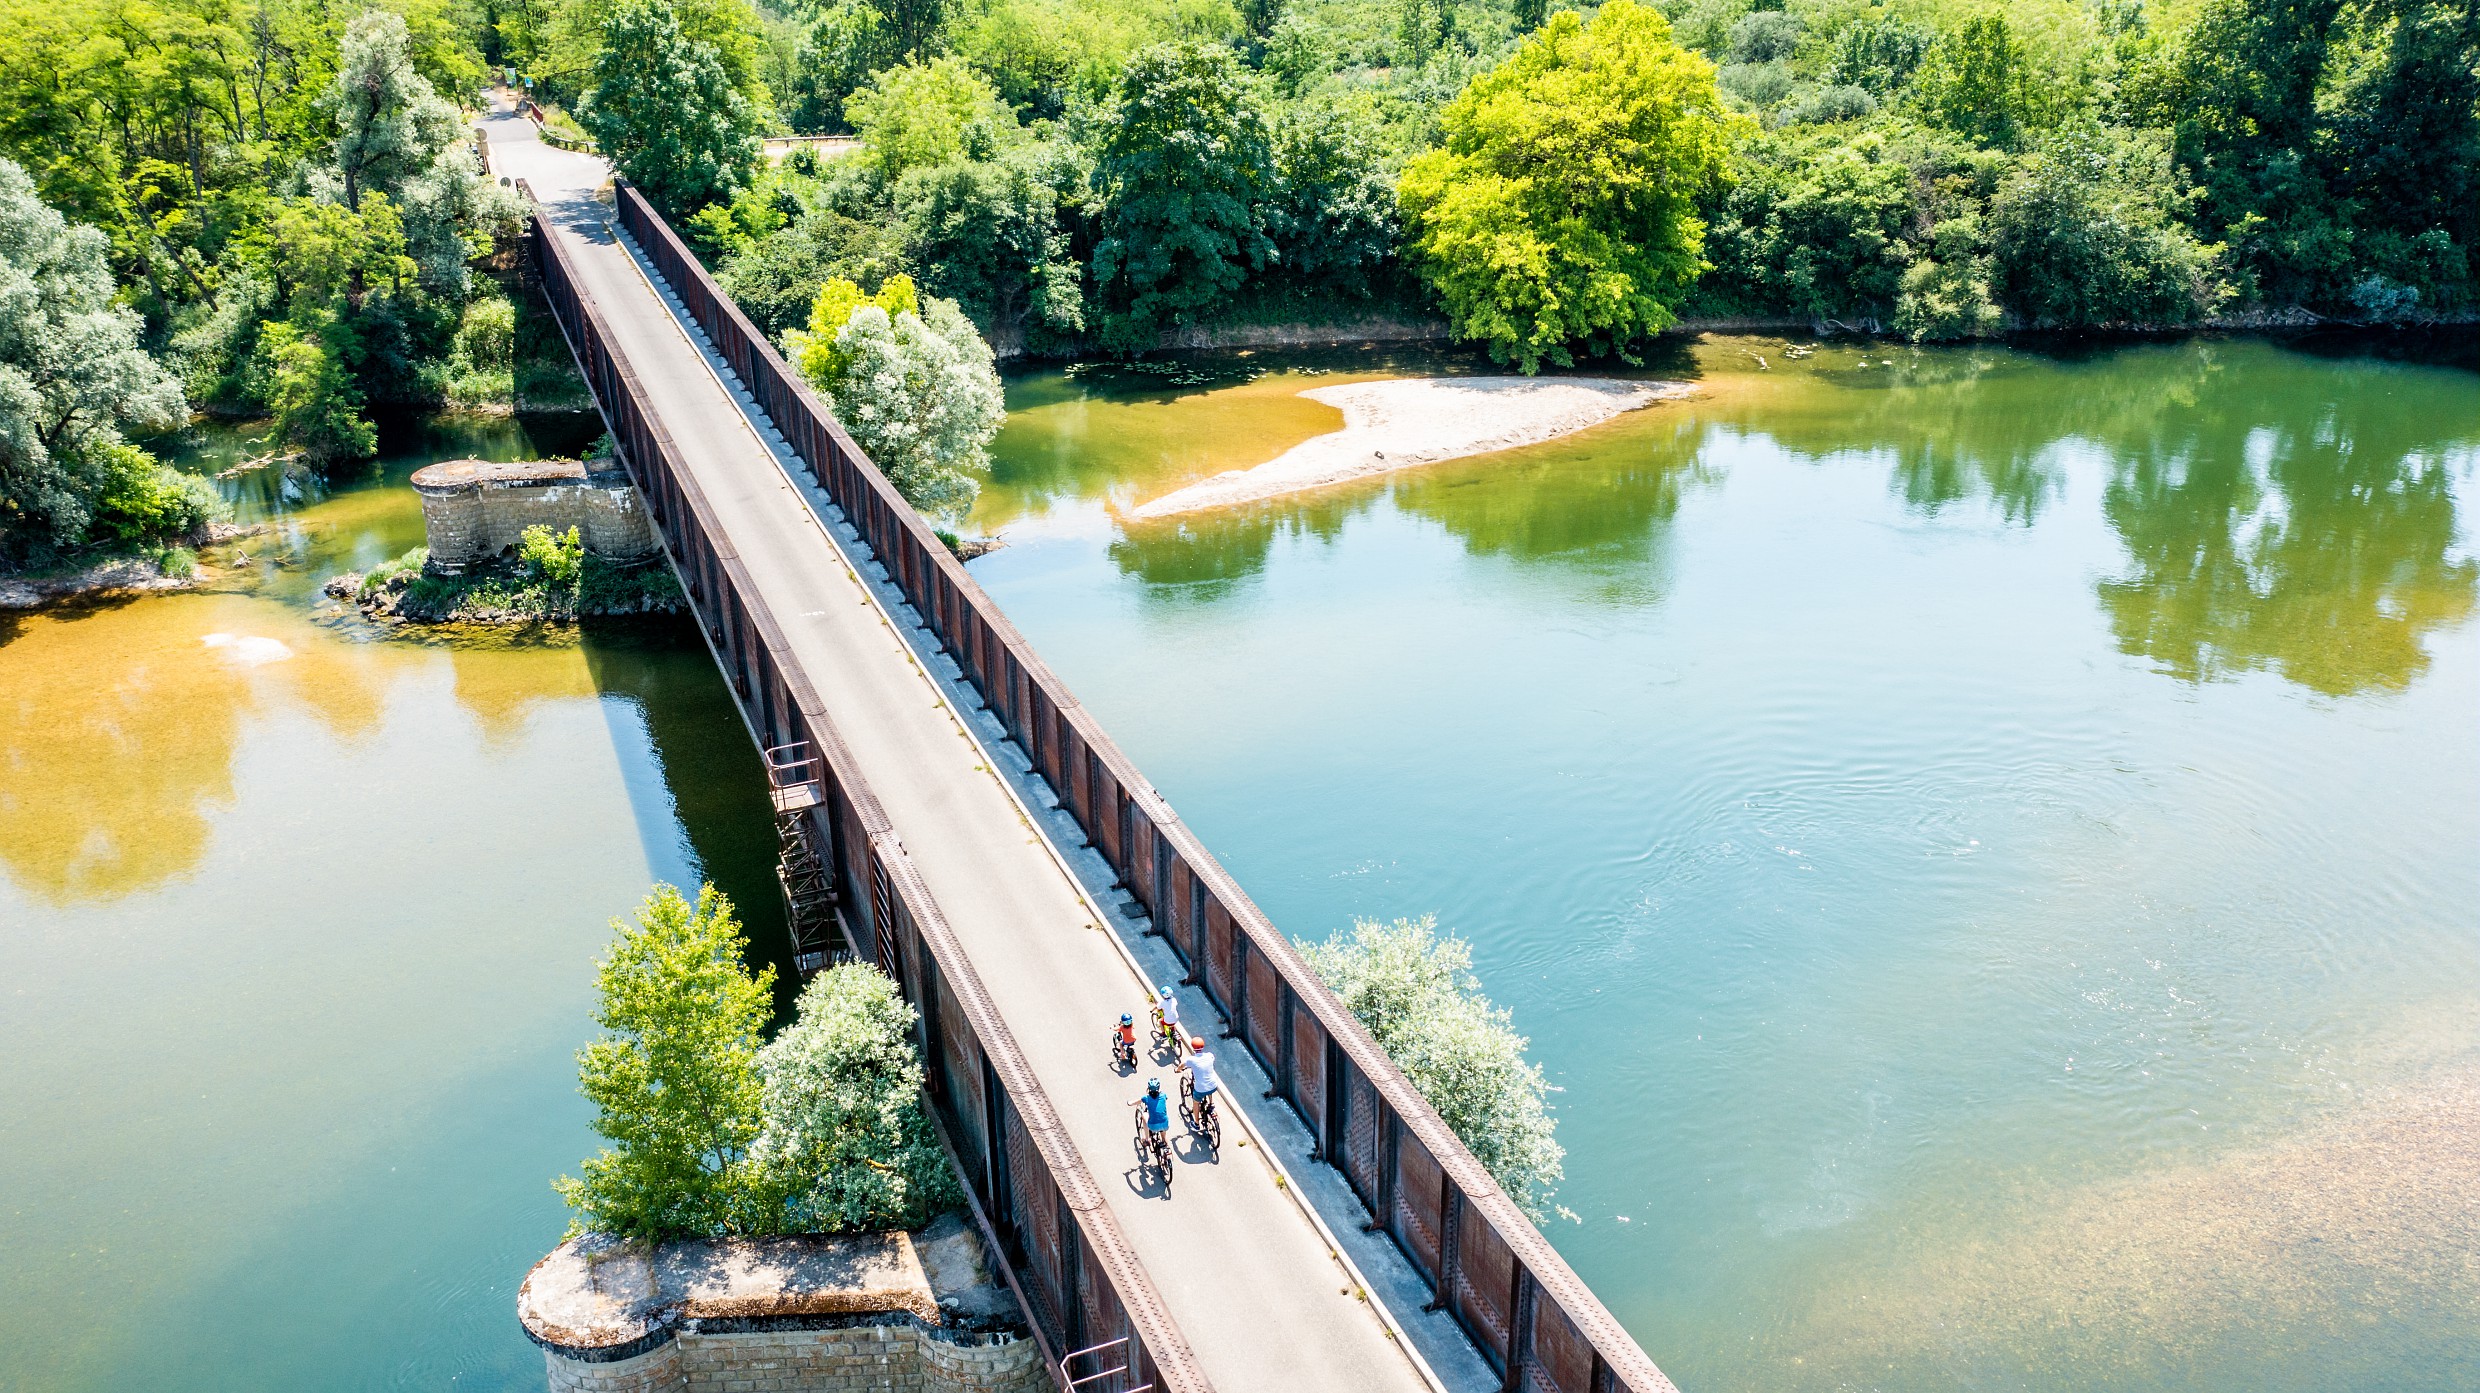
{"left": 482, "top": 102, "right": 1446, "bottom": 1393}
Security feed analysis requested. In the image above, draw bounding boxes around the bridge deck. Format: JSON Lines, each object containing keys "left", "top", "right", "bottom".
{"left": 482, "top": 106, "right": 1441, "bottom": 1393}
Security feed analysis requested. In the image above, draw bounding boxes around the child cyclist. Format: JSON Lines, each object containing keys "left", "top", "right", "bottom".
{"left": 1111, "top": 1012, "right": 1138, "bottom": 1068}
{"left": 1149, "top": 986, "right": 1183, "bottom": 1052}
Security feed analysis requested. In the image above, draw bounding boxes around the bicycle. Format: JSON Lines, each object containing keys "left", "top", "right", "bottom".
{"left": 1132, "top": 1102, "right": 1173, "bottom": 1190}
{"left": 1109, "top": 1024, "right": 1137, "bottom": 1072}
{"left": 1179, "top": 1073, "right": 1222, "bottom": 1151}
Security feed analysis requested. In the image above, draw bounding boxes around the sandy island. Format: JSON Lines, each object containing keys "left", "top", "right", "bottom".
{"left": 1127, "top": 376, "right": 1692, "bottom": 518}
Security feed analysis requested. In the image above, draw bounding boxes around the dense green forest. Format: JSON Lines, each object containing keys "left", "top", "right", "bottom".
{"left": 539, "top": 0, "right": 2478, "bottom": 361}
{"left": 2, "top": 0, "right": 2474, "bottom": 558}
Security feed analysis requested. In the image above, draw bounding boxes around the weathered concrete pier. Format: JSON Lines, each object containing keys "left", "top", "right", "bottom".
{"left": 410, "top": 455, "right": 659, "bottom": 573}
{"left": 485, "top": 98, "right": 1675, "bottom": 1393}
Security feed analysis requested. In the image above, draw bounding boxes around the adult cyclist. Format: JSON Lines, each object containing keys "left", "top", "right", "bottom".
{"left": 1178, "top": 1035, "right": 1223, "bottom": 1138}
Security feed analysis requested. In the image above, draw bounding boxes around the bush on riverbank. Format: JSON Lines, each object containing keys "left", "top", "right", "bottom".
{"left": 342, "top": 526, "right": 686, "bottom": 624}
{"left": 557, "top": 883, "right": 957, "bottom": 1241}
{"left": 1304, "top": 915, "right": 1567, "bottom": 1222}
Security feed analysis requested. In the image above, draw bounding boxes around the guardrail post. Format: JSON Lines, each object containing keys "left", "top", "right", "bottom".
{"left": 1427, "top": 1185, "right": 1462, "bottom": 1314}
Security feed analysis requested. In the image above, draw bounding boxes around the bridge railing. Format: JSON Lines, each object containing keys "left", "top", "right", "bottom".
{"left": 613, "top": 180, "right": 1676, "bottom": 1393}
{"left": 524, "top": 185, "right": 1205, "bottom": 1393}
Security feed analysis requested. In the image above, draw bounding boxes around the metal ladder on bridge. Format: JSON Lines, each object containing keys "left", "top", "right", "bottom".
{"left": 766, "top": 742, "right": 847, "bottom": 975}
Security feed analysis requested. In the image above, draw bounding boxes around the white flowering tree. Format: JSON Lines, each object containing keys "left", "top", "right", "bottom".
{"left": 749, "top": 963, "right": 961, "bottom": 1233}
{"left": 790, "top": 275, "right": 1003, "bottom": 520}
{"left": 1303, "top": 916, "right": 1567, "bottom": 1221}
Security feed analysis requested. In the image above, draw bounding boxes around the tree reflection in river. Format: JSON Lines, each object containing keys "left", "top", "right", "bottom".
{"left": 2096, "top": 354, "right": 2479, "bottom": 696}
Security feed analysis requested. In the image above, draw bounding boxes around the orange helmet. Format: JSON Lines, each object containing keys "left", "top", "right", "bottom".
{"left": 1188, "top": 1035, "right": 1206, "bottom": 1051}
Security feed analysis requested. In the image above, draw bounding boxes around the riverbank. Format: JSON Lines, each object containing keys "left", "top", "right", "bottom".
{"left": 0, "top": 525, "right": 271, "bottom": 610}
{"left": 1128, "top": 376, "right": 1693, "bottom": 518}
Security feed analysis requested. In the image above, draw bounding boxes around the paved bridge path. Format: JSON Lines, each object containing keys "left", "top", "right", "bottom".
{"left": 482, "top": 103, "right": 1445, "bottom": 1393}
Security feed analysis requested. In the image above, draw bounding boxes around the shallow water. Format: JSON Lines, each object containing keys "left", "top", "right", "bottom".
{"left": 966, "top": 335, "right": 2480, "bottom": 1392}
{"left": 0, "top": 416, "right": 790, "bottom": 1390}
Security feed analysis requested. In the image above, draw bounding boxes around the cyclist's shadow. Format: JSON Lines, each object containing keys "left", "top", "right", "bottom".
{"left": 1172, "top": 1129, "right": 1220, "bottom": 1165}
{"left": 1123, "top": 1133, "right": 1174, "bottom": 1200}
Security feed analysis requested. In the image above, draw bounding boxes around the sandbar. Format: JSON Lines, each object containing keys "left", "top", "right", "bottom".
{"left": 1128, "top": 375, "right": 1691, "bottom": 518}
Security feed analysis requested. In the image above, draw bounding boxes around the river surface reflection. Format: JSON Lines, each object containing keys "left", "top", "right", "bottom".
{"left": 967, "top": 334, "right": 2480, "bottom": 1392}
{"left": 0, "top": 415, "right": 789, "bottom": 1390}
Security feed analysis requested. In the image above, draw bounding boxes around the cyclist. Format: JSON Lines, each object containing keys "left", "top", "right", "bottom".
{"left": 1178, "top": 1035, "right": 1222, "bottom": 1126}
{"left": 1111, "top": 1012, "right": 1137, "bottom": 1068}
{"left": 1134, "top": 1078, "right": 1172, "bottom": 1159}
{"left": 1150, "top": 987, "right": 1183, "bottom": 1052}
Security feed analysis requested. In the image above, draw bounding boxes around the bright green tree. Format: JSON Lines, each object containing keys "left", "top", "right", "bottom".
{"left": 748, "top": 963, "right": 961, "bottom": 1233}
{"left": 790, "top": 275, "right": 1004, "bottom": 518}
{"left": 1090, "top": 42, "right": 1275, "bottom": 337}
{"left": 556, "top": 884, "right": 776, "bottom": 1241}
{"left": 1304, "top": 916, "right": 1566, "bottom": 1221}
{"left": 844, "top": 59, "right": 1009, "bottom": 183}
{"left": 581, "top": 0, "right": 765, "bottom": 215}
{"left": 1396, "top": 0, "right": 1741, "bottom": 371}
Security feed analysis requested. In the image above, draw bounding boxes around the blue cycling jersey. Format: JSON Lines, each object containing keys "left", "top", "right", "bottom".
{"left": 1141, "top": 1093, "right": 1170, "bottom": 1131}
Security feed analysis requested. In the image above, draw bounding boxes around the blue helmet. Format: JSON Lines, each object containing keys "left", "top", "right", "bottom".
{"left": 1120, "top": 1013, "right": 1133, "bottom": 1025}
{"left": 1146, "top": 1078, "right": 1161, "bottom": 1094}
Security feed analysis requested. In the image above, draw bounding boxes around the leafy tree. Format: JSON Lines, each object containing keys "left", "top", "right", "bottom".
{"left": 898, "top": 144, "right": 1087, "bottom": 346}
{"left": 0, "top": 156, "right": 196, "bottom": 564}
{"left": 791, "top": 275, "right": 1004, "bottom": 517}
{"left": 556, "top": 884, "right": 775, "bottom": 1241}
{"left": 325, "top": 11, "right": 465, "bottom": 214}
{"left": 953, "top": 0, "right": 1103, "bottom": 118}
{"left": 249, "top": 194, "right": 421, "bottom": 461}
{"left": 2314, "top": 0, "right": 2480, "bottom": 308}
{"left": 1827, "top": 11, "right": 1933, "bottom": 95}
{"left": 581, "top": 0, "right": 764, "bottom": 215}
{"left": 1090, "top": 43, "right": 1276, "bottom": 337}
{"left": 1914, "top": 14, "right": 2040, "bottom": 149}
{"left": 1988, "top": 131, "right": 2225, "bottom": 328}
{"left": 319, "top": 10, "right": 517, "bottom": 298}
{"left": 1894, "top": 210, "right": 2003, "bottom": 341}
{"left": 721, "top": 209, "right": 912, "bottom": 339}
{"left": 1757, "top": 134, "right": 1915, "bottom": 317}
{"left": 2137, "top": 0, "right": 2348, "bottom": 302}
{"left": 845, "top": 59, "right": 1009, "bottom": 183}
{"left": 1263, "top": 96, "right": 1400, "bottom": 298}
{"left": 747, "top": 963, "right": 961, "bottom": 1233}
{"left": 1398, "top": 0, "right": 1740, "bottom": 371}
{"left": 1303, "top": 916, "right": 1565, "bottom": 1221}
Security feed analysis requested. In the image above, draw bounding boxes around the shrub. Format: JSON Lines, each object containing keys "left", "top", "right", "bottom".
{"left": 748, "top": 964, "right": 962, "bottom": 1233}
{"left": 94, "top": 444, "right": 224, "bottom": 545}
{"left": 1303, "top": 916, "right": 1566, "bottom": 1220}
{"left": 518, "top": 523, "right": 585, "bottom": 590}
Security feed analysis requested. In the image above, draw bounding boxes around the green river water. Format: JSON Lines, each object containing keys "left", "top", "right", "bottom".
{"left": 1, "top": 333, "right": 2473, "bottom": 1391}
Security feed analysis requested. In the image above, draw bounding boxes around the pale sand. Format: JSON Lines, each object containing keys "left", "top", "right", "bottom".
{"left": 1127, "top": 376, "right": 1692, "bottom": 518}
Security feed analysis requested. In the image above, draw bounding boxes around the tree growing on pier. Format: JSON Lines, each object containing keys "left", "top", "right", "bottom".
{"left": 1305, "top": 915, "right": 1567, "bottom": 1222}
{"left": 748, "top": 963, "right": 961, "bottom": 1233}
{"left": 557, "top": 884, "right": 775, "bottom": 1240}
